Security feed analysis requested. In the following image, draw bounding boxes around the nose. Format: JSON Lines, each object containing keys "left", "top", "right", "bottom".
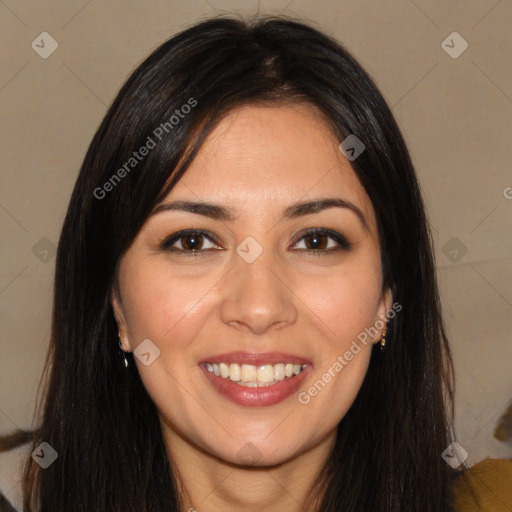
{"left": 219, "top": 248, "right": 298, "bottom": 335}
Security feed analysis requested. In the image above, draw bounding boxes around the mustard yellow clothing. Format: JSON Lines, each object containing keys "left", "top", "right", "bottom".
{"left": 452, "top": 458, "right": 512, "bottom": 511}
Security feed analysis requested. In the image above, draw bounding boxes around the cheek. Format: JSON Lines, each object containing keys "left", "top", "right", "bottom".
{"left": 297, "top": 268, "right": 380, "bottom": 432}
{"left": 295, "top": 259, "right": 382, "bottom": 429}
{"left": 120, "top": 260, "right": 212, "bottom": 346}
{"left": 119, "top": 262, "right": 210, "bottom": 428}
{"left": 305, "top": 261, "right": 382, "bottom": 343}
{"left": 299, "top": 346, "right": 372, "bottom": 442}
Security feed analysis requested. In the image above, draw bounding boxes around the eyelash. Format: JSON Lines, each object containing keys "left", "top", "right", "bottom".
{"left": 159, "top": 228, "right": 351, "bottom": 257}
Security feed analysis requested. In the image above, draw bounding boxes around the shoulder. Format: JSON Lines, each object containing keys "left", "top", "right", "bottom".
{"left": 0, "top": 444, "right": 31, "bottom": 512}
{"left": 452, "top": 458, "right": 512, "bottom": 512}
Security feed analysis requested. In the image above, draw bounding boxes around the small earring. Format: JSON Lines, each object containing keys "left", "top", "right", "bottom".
{"left": 118, "top": 333, "right": 129, "bottom": 368}
{"left": 380, "top": 330, "right": 387, "bottom": 352}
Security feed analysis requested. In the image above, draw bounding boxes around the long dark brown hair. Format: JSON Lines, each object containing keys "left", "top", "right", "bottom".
{"left": 1, "top": 13, "right": 462, "bottom": 511}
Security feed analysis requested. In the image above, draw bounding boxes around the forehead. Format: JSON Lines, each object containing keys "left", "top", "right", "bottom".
{"left": 164, "top": 104, "right": 375, "bottom": 228}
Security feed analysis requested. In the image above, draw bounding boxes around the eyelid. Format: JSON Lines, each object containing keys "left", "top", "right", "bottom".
{"left": 291, "top": 227, "right": 351, "bottom": 252}
{"left": 159, "top": 227, "right": 351, "bottom": 256}
{"left": 159, "top": 229, "right": 221, "bottom": 253}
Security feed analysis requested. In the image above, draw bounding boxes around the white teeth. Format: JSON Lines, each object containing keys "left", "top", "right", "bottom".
{"left": 205, "top": 362, "right": 306, "bottom": 384}
{"left": 241, "top": 364, "right": 257, "bottom": 381}
{"left": 219, "top": 362, "right": 229, "bottom": 378}
{"left": 274, "top": 363, "right": 285, "bottom": 381}
{"left": 257, "top": 365, "right": 275, "bottom": 383}
{"left": 229, "top": 363, "right": 241, "bottom": 381}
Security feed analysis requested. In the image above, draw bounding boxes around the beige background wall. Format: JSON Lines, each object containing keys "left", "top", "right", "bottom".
{"left": 1, "top": 0, "right": 511, "bottom": 495}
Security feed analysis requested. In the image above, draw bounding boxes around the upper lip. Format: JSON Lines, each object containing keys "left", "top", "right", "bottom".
{"left": 198, "top": 351, "right": 312, "bottom": 367}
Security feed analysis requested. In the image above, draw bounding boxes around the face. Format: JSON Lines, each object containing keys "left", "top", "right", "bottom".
{"left": 111, "top": 103, "right": 392, "bottom": 467}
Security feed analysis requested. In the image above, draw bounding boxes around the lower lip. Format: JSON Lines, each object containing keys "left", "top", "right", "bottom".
{"left": 200, "top": 364, "right": 311, "bottom": 407}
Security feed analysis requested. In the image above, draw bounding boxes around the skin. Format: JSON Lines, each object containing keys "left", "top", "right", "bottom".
{"left": 111, "top": 103, "right": 393, "bottom": 512}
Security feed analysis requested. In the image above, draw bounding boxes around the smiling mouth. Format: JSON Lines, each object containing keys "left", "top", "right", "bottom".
{"left": 202, "top": 362, "right": 308, "bottom": 387}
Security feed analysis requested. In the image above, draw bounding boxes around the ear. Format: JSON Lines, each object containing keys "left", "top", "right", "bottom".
{"left": 110, "top": 285, "right": 132, "bottom": 351}
{"left": 371, "top": 287, "right": 394, "bottom": 344}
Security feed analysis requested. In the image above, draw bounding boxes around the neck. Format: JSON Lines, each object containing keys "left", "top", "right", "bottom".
{"left": 159, "top": 417, "right": 336, "bottom": 512}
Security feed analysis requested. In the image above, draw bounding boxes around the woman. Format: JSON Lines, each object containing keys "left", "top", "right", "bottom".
{"left": 1, "top": 14, "right": 510, "bottom": 512}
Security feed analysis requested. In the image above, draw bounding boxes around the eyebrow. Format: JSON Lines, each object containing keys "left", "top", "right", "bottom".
{"left": 150, "top": 197, "right": 370, "bottom": 231}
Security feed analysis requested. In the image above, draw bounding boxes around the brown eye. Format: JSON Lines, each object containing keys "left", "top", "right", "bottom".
{"left": 160, "top": 230, "right": 221, "bottom": 256}
{"left": 159, "top": 227, "right": 351, "bottom": 258}
{"left": 293, "top": 228, "right": 351, "bottom": 254}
